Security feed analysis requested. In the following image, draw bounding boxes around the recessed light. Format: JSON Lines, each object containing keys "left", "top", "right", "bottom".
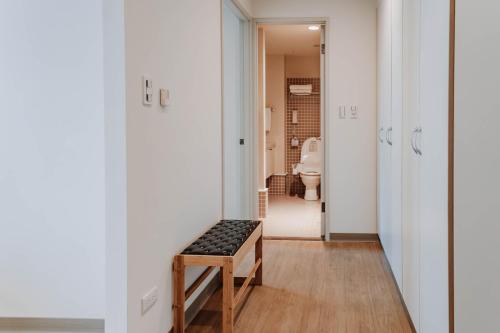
{"left": 308, "top": 25, "right": 320, "bottom": 31}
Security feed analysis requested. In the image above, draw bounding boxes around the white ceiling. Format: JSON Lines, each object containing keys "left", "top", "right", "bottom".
{"left": 263, "top": 24, "right": 321, "bottom": 56}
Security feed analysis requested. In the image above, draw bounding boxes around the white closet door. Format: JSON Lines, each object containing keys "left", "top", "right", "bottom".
{"left": 377, "top": 0, "right": 392, "bottom": 261}
{"left": 402, "top": 0, "right": 422, "bottom": 329}
{"left": 419, "top": 0, "right": 449, "bottom": 331}
{"left": 390, "top": 0, "right": 404, "bottom": 290}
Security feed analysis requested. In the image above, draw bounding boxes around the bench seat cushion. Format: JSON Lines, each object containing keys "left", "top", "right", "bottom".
{"left": 181, "top": 220, "right": 260, "bottom": 256}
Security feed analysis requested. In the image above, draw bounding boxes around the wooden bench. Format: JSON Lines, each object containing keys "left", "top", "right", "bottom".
{"left": 173, "top": 220, "right": 263, "bottom": 333}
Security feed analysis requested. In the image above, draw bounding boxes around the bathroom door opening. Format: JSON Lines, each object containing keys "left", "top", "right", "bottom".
{"left": 254, "top": 21, "right": 328, "bottom": 240}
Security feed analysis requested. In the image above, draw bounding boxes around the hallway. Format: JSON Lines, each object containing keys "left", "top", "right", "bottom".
{"left": 187, "top": 240, "right": 413, "bottom": 333}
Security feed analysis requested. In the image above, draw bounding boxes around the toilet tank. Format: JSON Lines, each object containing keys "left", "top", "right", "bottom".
{"left": 300, "top": 137, "right": 322, "bottom": 172}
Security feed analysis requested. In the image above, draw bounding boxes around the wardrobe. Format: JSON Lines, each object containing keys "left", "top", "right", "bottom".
{"left": 377, "top": 0, "right": 450, "bottom": 331}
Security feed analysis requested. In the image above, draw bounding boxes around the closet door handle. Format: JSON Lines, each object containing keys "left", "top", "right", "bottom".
{"left": 411, "top": 128, "right": 419, "bottom": 154}
{"left": 386, "top": 127, "right": 393, "bottom": 146}
{"left": 379, "top": 127, "right": 385, "bottom": 143}
{"left": 416, "top": 127, "right": 422, "bottom": 156}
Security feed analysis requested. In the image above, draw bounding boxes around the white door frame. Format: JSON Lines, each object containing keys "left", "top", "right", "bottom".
{"left": 251, "top": 18, "right": 331, "bottom": 239}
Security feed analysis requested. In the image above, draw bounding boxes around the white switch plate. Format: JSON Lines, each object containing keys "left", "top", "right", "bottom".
{"left": 350, "top": 105, "right": 359, "bottom": 119}
{"left": 338, "top": 105, "right": 346, "bottom": 119}
{"left": 143, "top": 76, "right": 153, "bottom": 105}
{"left": 141, "top": 286, "right": 158, "bottom": 315}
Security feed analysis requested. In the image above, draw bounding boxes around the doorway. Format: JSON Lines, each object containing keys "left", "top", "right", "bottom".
{"left": 256, "top": 22, "right": 327, "bottom": 239}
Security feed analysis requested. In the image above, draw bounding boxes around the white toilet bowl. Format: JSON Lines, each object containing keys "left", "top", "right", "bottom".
{"left": 300, "top": 171, "right": 321, "bottom": 200}
{"left": 297, "top": 137, "right": 322, "bottom": 201}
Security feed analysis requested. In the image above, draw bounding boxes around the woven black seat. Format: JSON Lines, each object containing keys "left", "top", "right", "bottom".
{"left": 182, "top": 220, "right": 260, "bottom": 256}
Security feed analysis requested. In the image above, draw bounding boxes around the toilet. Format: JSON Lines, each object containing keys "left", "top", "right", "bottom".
{"left": 298, "top": 137, "right": 322, "bottom": 201}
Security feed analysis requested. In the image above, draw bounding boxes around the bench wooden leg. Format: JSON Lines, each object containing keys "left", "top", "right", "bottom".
{"left": 173, "top": 255, "right": 185, "bottom": 333}
{"left": 255, "top": 235, "right": 263, "bottom": 286}
{"left": 222, "top": 258, "right": 234, "bottom": 333}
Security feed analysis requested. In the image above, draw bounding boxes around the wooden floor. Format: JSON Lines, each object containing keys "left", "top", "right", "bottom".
{"left": 187, "top": 240, "right": 414, "bottom": 333}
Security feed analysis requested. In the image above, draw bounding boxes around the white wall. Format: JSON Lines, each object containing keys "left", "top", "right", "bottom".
{"left": 124, "top": 0, "right": 222, "bottom": 332}
{"left": 454, "top": 0, "right": 500, "bottom": 331}
{"left": 285, "top": 55, "right": 320, "bottom": 78}
{"left": 0, "top": 0, "right": 105, "bottom": 320}
{"left": 253, "top": 0, "right": 378, "bottom": 233}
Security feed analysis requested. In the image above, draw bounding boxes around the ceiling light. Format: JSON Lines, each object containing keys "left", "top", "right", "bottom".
{"left": 308, "top": 25, "right": 320, "bottom": 31}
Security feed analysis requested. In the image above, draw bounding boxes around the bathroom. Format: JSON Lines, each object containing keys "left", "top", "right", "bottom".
{"left": 259, "top": 24, "right": 323, "bottom": 239}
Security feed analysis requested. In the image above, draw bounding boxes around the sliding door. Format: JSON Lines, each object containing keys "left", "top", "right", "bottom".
{"left": 402, "top": 0, "right": 422, "bottom": 329}
{"left": 377, "top": 0, "right": 393, "bottom": 265}
{"left": 391, "top": 0, "right": 404, "bottom": 289}
{"left": 222, "top": 0, "right": 250, "bottom": 218}
{"left": 419, "top": 0, "right": 450, "bottom": 331}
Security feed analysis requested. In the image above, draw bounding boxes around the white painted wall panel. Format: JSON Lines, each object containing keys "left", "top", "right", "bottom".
{"left": 0, "top": 0, "right": 105, "bottom": 319}
{"left": 124, "top": 0, "right": 223, "bottom": 332}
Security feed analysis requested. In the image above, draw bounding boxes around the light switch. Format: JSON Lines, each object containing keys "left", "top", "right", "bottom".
{"left": 143, "top": 76, "right": 153, "bottom": 105}
{"left": 338, "top": 105, "right": 346, "bottom": 119}
{"left": 350, "top": 105, "right": 359, "bottom": 119}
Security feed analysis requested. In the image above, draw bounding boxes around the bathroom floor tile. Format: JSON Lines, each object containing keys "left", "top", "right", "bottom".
{"left": 263, "top": 195, "right": 321, "bottom": 238}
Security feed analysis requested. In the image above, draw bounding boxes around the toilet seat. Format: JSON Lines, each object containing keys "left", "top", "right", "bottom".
{"left": 300, "top": 171, "right": 320, "bottom": 176}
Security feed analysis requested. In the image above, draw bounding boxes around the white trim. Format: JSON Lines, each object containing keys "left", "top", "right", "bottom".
{"left": 250, "top": 19, "right": 259, "bottom": 219}
{"left": 252, "top": 18, "right": 331, "bottom": 236}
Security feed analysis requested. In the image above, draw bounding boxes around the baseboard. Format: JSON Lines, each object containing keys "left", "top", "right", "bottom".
{"left": 378, "top": 239, "right": 417, "bottom": 333}
{"left": 0, "top": 318, "right": 104, "bottom": 332}
{"left": 169, "top": 270, "right": 221, "bottom": 332}
{"left": 329, "top": 233, "right": 379, "bottom": 242}
{"left": 263, "top": 236, "right": 322, "bottom": 241}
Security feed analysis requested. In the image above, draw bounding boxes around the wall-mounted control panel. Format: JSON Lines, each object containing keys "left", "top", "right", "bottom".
{"left": 350, "top": 105, "right": 359, "bottom": 119}
{"left": 338, "top": 105, "right": 359, "bottom": 119}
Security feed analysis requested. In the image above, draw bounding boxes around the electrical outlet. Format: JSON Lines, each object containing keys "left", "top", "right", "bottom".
{"left": 141, "top": 286, "right": 158, "bottom": 315}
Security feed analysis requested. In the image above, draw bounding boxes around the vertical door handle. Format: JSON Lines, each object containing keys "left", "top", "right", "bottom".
{"left": 416, "top": 127, "right": 422, "bottom": 156}
{"left": 411, "top": 128, "right": 419, "bottom": 154}
{"left": 379, "top": 127, "right": 385, "bottom": 143}
{"left": 386, "top": 127, "right": 393, "bottom": 146}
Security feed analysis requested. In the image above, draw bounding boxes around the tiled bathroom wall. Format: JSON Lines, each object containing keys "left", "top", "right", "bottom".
{"left": 267, "top": 174, "right": 286, "bottom": 195}
{"left": 258, "top": 189, "right": 268, "bottom": 219}
{"left": 286, "top": 78, "right": 321, "bottom": 196}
